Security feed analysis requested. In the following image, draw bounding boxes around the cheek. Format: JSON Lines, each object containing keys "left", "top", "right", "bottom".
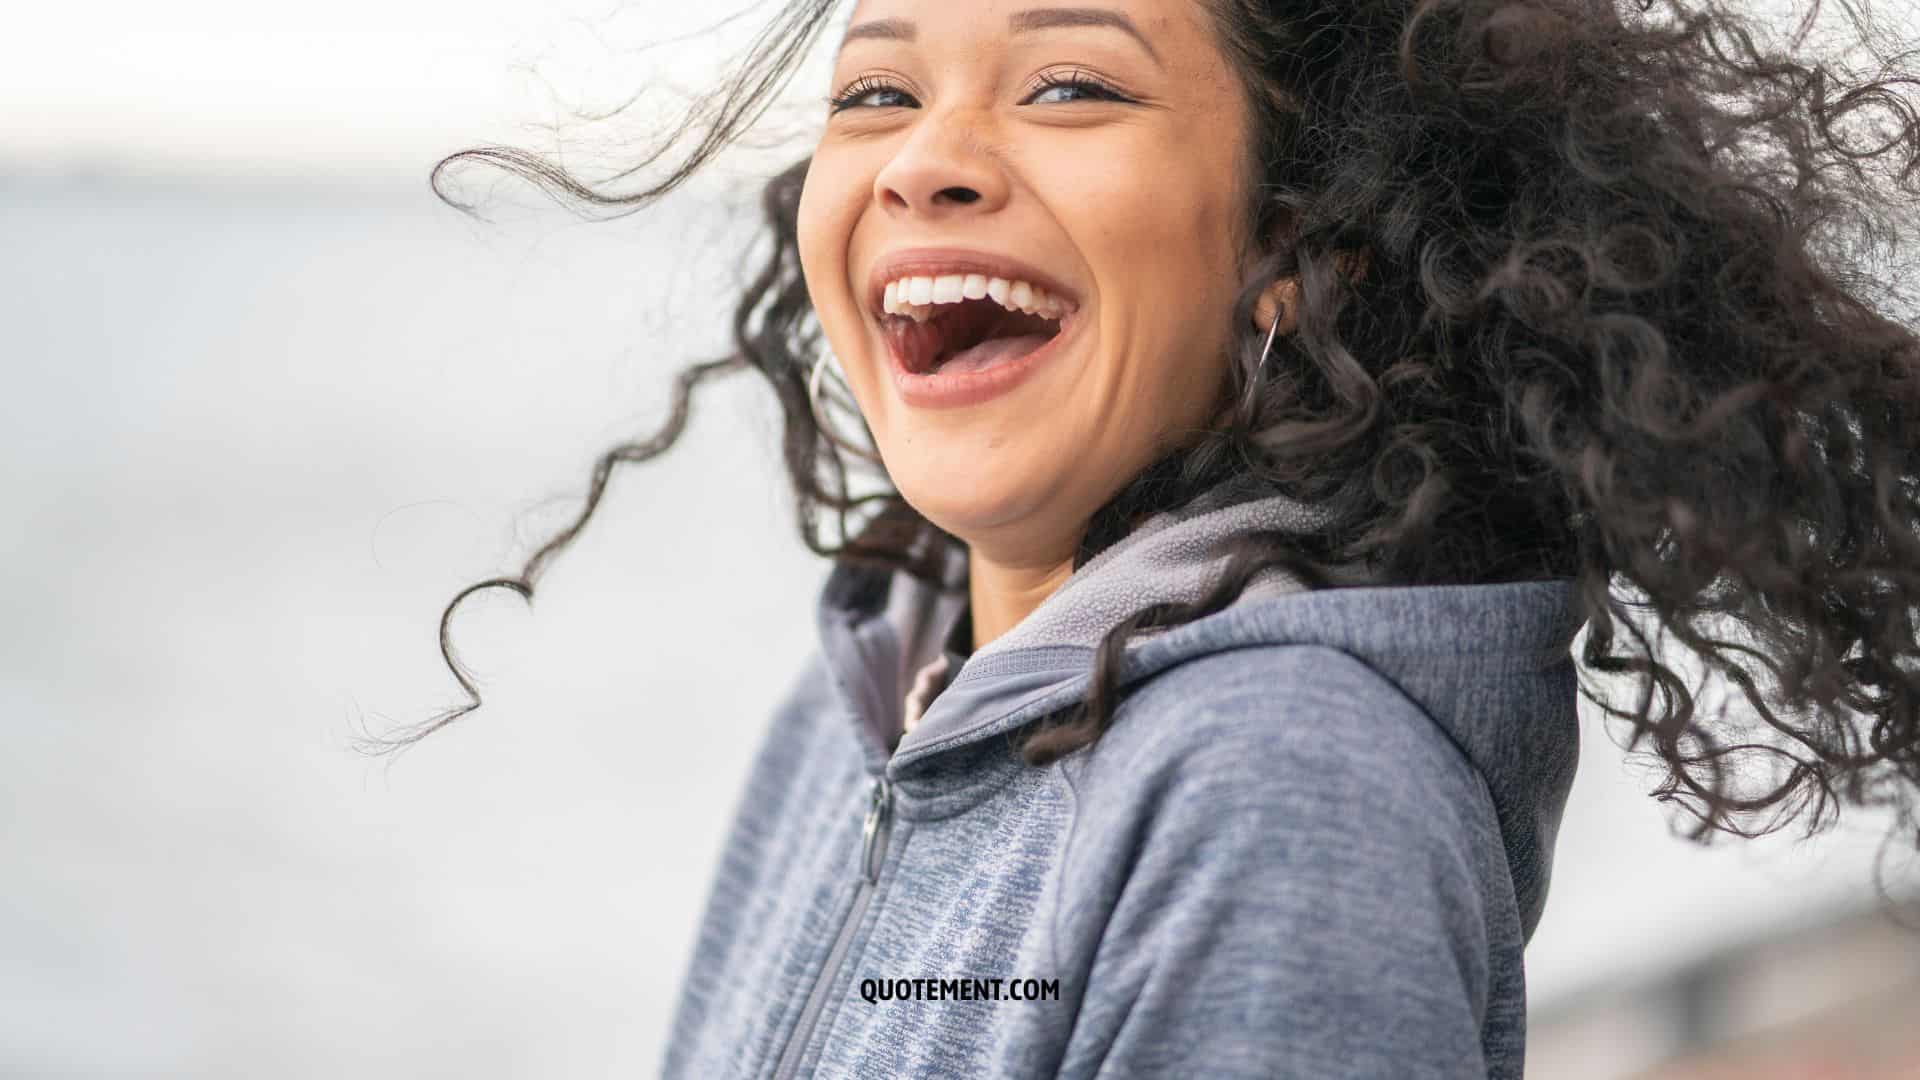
{"left": 1042, "top": 139, "right": 1240, "bottom": 320}
{"left": 795, "top": 165, "right": 835, "bottom": 311}
{"left": 1087, "top": 185, "right": 1239, "bottom": 367}
{"left": 796, "top": 155, "right": 876, "bottom": 359}
{"left": 1082, "top": 178, "right": 1241, "bottom": 423}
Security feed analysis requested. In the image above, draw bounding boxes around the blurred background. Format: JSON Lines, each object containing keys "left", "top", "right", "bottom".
{"left": 3, "top": 1, "right": 1917, "bottom": 1076}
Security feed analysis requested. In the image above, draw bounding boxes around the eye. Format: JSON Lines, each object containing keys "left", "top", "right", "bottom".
{"left": 824, "top": 68, "right": 1133, "bottom": 114}
{"left": 1023, "top": 68, "right": 1131, "bottom": 105}
{"left": 825, "top": 74, "right": 913, "bottom": 114}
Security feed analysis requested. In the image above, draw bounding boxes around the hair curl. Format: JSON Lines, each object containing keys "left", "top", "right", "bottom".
{"left": 363, "top": 0, "right": 1920, "bottom": 910}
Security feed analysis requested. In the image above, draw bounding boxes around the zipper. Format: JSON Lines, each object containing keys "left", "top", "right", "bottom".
{"left": 769, "top": 775, "right": 893, "bottom": 1080}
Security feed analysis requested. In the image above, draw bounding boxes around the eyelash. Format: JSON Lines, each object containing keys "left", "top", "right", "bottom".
{"left": 824, "top": 68, "right": 1131, "bottom": 114}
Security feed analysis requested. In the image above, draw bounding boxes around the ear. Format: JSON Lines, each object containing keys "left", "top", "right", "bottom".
{"left": 1250, "top": 245, "right": 1373, "bottom": 334}
{"left": 1252, "top": 277, "right": 1299, "bottom": 336}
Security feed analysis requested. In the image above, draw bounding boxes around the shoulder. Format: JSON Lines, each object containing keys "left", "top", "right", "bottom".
{"left": 1069, "top": 644, "right": 1493, "bottom": 843}
{"left": 1093, "top": 643, "right": 1477, "bottom": 783}
{"left": 1047, "top": 645, "right": 1511, "bottom": 1078}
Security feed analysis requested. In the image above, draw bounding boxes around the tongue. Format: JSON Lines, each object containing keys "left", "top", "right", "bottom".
{"left": 936, "top": 332, "right": 1054, "bottom": 375}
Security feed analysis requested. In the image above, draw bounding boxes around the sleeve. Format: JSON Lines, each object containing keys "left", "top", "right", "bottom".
{"left": 1062, "top": 646, "right": 1502, "bottom": 1080}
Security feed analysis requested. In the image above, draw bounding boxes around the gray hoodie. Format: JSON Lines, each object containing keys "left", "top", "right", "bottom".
{"left": 662, "top": 475, "right": 1583, "bottom": 1078}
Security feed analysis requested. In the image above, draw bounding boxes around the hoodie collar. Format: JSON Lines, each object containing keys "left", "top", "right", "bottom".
{"left": 815, "top": 473, "right": 1349, "bottom": 770}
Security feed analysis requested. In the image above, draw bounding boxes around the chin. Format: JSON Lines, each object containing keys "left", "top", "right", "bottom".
{"left": 893, "top": 463, "right": 1068, "bottom": 539}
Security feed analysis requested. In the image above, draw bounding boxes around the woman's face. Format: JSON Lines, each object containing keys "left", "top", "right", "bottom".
{"left": 797, "top": 0, "right": 1255, "bottom": 560}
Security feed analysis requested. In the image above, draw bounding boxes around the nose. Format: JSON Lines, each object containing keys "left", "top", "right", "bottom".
{"left": 872, "top": 107, "right": 1010, "bottom": 220}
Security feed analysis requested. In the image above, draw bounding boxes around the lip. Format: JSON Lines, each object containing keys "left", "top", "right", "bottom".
{"left": 884, "top": 305, "right": 1083, "bottom": 410}
{"left": 865, "top": 246, "right": 1081, "bottom": 321}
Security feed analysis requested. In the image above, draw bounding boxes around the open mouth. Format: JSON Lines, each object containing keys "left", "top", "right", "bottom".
{"left": 881, "top": 298, "right": 1067, "bottom": 377}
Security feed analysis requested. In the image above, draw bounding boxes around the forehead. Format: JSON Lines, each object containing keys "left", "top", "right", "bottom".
{"left": 838, "top": 0, "right": 1209, "bottom": 60}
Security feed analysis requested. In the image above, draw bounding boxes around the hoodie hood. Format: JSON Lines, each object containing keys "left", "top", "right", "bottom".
{"left": 813, "top": 474, "right": 1584, "bottom": 940}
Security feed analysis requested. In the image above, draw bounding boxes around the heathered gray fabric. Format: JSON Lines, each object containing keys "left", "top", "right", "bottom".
{"left": 661, "top": 479, "right": 1584, "bottom": 1079}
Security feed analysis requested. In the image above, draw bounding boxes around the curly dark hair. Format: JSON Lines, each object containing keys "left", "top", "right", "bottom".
{"left": 363, "top": 0, "right": 1920, "bottom": 908}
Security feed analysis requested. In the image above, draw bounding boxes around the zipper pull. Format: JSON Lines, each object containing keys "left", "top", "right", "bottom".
{"left": 860, "top": 776, "right": 893, "bottom": 885}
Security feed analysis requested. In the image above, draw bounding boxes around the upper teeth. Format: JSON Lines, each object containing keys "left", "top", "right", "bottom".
{"left": 882, "top": 274, "right": 1073, "bottom": 323}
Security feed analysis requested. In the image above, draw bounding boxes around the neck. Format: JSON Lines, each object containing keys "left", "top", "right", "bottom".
{"left": 965, "top": 548, "right": 1076, "bottom": 652}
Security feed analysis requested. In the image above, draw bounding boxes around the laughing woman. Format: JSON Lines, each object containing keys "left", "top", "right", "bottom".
{"left": 382, "top": 0, "right": 1920, "bottom": 1075}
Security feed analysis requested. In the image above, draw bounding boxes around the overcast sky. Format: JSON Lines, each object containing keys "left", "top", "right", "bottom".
{"left": 0, "top": 0, "right": 834, "bottom": 184}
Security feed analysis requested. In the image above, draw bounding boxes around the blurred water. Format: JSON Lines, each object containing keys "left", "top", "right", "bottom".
{"left": 0, "top": 170, "right": 1910, "bottom": 1078}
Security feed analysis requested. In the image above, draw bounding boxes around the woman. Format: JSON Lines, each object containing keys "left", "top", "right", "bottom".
{"left": 378, "top": 0, "right": 1920, "bottom": 1074}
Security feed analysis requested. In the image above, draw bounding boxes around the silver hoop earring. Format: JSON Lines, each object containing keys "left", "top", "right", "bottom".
{"left": 1240, "top": 302, "right": 1285, "bottom": 417}
{"left": 808, "top": 352, "right": 886, "bottom": 466}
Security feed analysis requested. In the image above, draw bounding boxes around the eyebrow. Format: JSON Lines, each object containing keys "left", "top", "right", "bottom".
{"left": 838, "top": 7, "right": 1164, "bottom": 69}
